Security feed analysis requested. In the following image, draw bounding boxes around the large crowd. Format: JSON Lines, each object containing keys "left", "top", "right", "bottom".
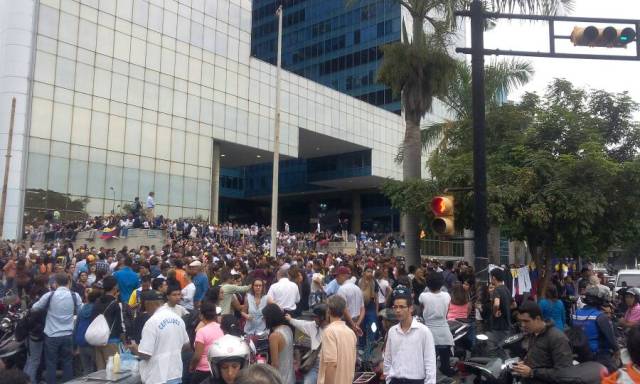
{"left": 2, "top": 206, "right": 640, "bottom": 384}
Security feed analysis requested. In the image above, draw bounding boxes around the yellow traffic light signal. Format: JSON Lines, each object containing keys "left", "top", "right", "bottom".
{"left": 430, "top": 195, "right": 455, "bottom": 236}
{"left": 570, "top": 26, "right": 636, "bottom": 48}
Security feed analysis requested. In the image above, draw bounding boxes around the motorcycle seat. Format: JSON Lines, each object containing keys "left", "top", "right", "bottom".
{"left": 466, "top": 357, "right": 493, "bottom": 364}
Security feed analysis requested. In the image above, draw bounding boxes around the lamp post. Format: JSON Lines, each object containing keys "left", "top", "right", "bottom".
{"left": 270, "top": 5, "right": 283, "bottom": 258}
{"left": 109, "top": 186, "right": 116, "bottom": 214}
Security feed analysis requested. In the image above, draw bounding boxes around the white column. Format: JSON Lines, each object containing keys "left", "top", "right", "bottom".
{"left": 210, "top": 141, "right": 221, "bottom": 224}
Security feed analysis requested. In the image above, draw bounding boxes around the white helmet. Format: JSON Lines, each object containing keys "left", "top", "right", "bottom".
{"left": 208, "top": 334, "right": 250, "bottom": 378}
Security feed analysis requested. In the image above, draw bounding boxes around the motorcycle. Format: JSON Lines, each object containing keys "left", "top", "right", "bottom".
{"left": 247, "top": 331, "right": 270, "bottom": 364}
{"left": 464, "top": 332, "right": 606, "bottom": 384}
{"left": 0, "top": 305, "right": 28, "bottom": 369}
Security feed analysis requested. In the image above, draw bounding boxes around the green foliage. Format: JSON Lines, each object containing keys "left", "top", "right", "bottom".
{"left": 429, "top": 79, "right": 640, "bottom": 261}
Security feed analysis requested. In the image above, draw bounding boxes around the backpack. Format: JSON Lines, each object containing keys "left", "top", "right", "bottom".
{"left": 85, "top": 300, "right": 118, "bottom": 346}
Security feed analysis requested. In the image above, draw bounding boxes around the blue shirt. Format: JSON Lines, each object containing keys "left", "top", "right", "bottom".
{"left": 113, "top": 267, "right": 140, "bottom": 303}
{"left": 192, "top": 273, "right": 209, "bottom": 303}
{"left": 324, "top": 278, "right": 339, "bottom": 296}
{"left": 32, "top": 287, "right": 82, "bottom": 337}
{"left": 539, "top": 298, "right": 566, "bottom": 330}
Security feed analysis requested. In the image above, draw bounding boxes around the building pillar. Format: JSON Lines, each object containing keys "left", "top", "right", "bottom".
{"left": 210, "top": 141, "right": 221, "bottom": 224}
{"left": 352, "top": 191, "right": 361, "bottom": 234}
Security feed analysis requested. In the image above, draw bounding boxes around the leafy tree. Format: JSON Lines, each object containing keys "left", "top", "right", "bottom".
{"left": 429, "top": 79, "right": 640, "bottom": 289}
{"left": 374, "top": 0, "right": 572, "bottom": 267}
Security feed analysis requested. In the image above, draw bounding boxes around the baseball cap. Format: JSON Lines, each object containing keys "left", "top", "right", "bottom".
{"left": 334, "top": 266, "right": 351, "bottom": 276}
{"left": 189, "top": 260, "right": 202, "bottom": 267}
{"left": 140, "top": 290, "right": 165, "bottom": 302}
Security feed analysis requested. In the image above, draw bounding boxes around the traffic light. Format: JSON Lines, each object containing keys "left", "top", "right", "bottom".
{"left": 570, "top": 26, "right": 636, "bottom": 48}
{"left": 430, "top": 195, "right": 455, "bottom": 236}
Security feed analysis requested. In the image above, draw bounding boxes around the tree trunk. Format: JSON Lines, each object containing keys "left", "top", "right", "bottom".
{"left": 539, "top": 245, "right": 553, "bottom": 299}
{"left": 488, "top": 225, "right": 501, "bottom": 265}
{"left": 402, "top": 112, "right": 422, "bottom": 268}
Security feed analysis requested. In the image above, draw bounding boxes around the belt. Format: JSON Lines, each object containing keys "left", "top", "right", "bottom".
{"left": 389, "top": 378, "right": 424, "bottom": 384}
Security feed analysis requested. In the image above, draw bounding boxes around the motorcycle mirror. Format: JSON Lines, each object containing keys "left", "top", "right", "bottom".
{"left": 476, "top": 334, "right": 489, "bottom": 341}
{"left": 370, "top": 322, "right": 377, "bottom": 334}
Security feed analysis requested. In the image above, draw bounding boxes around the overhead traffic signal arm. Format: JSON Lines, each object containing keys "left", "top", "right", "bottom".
{"left": 571, "top": 26, "right": 637, "bottom": 48}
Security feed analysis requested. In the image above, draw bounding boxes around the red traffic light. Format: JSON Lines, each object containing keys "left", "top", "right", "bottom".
{"left": 431, "top": 196, "right": 453, "bottom": 216}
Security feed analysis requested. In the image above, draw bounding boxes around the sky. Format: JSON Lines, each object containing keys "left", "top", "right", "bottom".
{"left": 469, "top": 0, "right": 640, "bottom": 104}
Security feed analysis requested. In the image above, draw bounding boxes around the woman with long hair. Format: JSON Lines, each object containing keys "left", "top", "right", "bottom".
{"left": 448, "top": 282, "right": 470, "bottom": 320}
{"left": 412, "top": 267, "right": 427, "bottom": 305}
{"left": 538, "top": 285, "right": 566, "bottom": 329}
{"left": 242, "top": 278, "right": 267, "bottom": 335}
{"left": 358, "top": 265, "right": 379, "bottom": 345}
{"left": 262, "top": 303, "right": 294, "bottom": 384}
{"left": 189, "top": 302, "right": 224, "bottom": 384}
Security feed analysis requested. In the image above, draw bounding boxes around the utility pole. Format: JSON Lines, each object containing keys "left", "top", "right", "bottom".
{"left": 0, "top": 97, "right": 16, "bottom": 239}
{"left": 470, "top": 0, "right": 488, "bottom": 278}
{"left": 270, "top": 5, "right": 283, "bottom": 258}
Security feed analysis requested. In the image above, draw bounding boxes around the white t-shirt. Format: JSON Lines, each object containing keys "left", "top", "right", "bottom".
{"left": 377, "top": 278, "right": 390, "bottom": 304}
{"left": 337, "top": 281, "right": 364, "bottom": 319}
{"left": 138, "top": 307, "right": 189, "bottom": 384}
{"left": 181, "top": 282, "right": 196, "bottom": 310}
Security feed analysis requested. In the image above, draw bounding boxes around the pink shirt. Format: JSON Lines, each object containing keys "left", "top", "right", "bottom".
{"left": 447, "top": 303, "right": 469, "bottom": 320}
{"left": 625, "top": 304, "right": 640, "bottom": 324}
{"left": 194, "top": 322, "right": 224, "bottom": 372}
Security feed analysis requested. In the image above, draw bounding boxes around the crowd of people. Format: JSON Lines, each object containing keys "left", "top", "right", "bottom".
{"left": 2, "top": 209, "right": 640, "bottom": 384}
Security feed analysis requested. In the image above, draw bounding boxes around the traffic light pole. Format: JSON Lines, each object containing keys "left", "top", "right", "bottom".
{"left": 457, "top": 4, "right": 640, "bottom": 280}
{"left": 470, "top": 0, "right": 489, "bottom": 280}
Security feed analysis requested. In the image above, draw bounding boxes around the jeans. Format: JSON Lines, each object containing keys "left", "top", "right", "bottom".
{"left": 303, "top": 363, "right": 319, "bottom": 384}
{"left": 79, "top": 346, "right": 96, "bottom": 375}
{"left": 44, "top": 335, "right": 74, "bottom": 384}
{"left": 436, "top": 345, "right": 455, "bottom": 377}
{"left": 23, "top": 338, "right": 43, "bottom": 383}
{"left": 166, "top": 378, "right": 182, "bottom": 384}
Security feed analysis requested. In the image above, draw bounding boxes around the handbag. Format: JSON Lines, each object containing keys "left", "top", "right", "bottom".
{"left": 299, "top": 345, "right": 320, "bottom": 374}
{"left": 85, "top": 300, "right": 116, "bottom": 346}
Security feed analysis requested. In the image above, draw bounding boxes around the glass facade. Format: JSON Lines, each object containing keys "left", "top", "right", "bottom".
{"left": 251, "top": 0, "right": 401, "bottom": 113}
{"left": 25, "top": 0, "right": 219, "bottom": 221}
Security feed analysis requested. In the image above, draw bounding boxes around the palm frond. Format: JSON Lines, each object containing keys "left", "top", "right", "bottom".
{"left": 488, "top": 0, "right": 575, "bottom": 15}
{"left": 421, "top": 122, "right": 448, "bottom": 150}
{"left": 485, "top": 58, "right": 535, "bottom": 106}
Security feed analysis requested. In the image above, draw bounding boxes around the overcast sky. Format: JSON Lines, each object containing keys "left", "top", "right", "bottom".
{"left": 469, "top": 0, "right": 640, "bottom": 104}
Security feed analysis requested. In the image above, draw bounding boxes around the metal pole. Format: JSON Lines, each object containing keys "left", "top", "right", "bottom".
{"left": 470, "top": 0, "right": 488, "bottom": 279}
{"left": 270, "top": 5, "right": 283, "bottom": 258}
{"left": 0, "top": 97, "right": 16, "bottom": 239}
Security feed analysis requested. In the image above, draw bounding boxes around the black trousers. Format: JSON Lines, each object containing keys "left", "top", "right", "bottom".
{"left": 389, "top": 378, "right": 424, "bottom": 384}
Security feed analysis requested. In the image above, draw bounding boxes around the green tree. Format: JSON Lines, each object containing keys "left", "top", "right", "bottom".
{"left": 375, "top": 0, "right": 572, "bottom": 267}
{"left": 429, "top": 79, "right": 640, "bottom": 289}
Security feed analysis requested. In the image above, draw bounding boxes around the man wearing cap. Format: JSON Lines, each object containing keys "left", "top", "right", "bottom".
{"left": 266, "top": 266, "right": 300, "bottom": 313}
{"left": 189, "top": 260, "right": 209, "bottom": 309}
{"left": 128, "top": 288, "right": 190, "bottom": 384}
{"left": 335, "top": 266, "right": 365, "bottom": 336}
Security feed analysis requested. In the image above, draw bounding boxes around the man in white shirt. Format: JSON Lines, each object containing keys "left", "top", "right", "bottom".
{"left": 335, "top": 266, "right": 365, "bottom": 334}
{"left": 145, "top": 192, "right": 155, "bottom": 222}
{"left": 128, "top": 294, "right": 190, "bottom": 384}
{"left": 383, "top": 291, "right": 437, "bottom": 384}
{"left": 266, "top": 267, "right": 300, "bottom": 313}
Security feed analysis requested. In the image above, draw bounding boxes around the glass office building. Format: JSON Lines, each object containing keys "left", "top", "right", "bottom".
{"left": 251, "top": 0, "right": 401, "bottom": 113}
{"left": 0, "top": 0, "right": 407, "bottom": 239}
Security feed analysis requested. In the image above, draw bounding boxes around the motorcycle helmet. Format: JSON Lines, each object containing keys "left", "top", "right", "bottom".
{"left": 583, "top": 285, "right": 608, "bottom": 307}
{"left": 208, "top": 334, "right": 250, "bottom": 379}
{"left": 625, "top": 287, "right": 640, "bottom": 302}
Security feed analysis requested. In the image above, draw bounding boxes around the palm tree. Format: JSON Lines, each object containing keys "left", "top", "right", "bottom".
{"left": 422, "top": 58, "right": 535, "bottom": 152}
{"left": 375, "top": 0, "right": 573, "bottom": 268}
